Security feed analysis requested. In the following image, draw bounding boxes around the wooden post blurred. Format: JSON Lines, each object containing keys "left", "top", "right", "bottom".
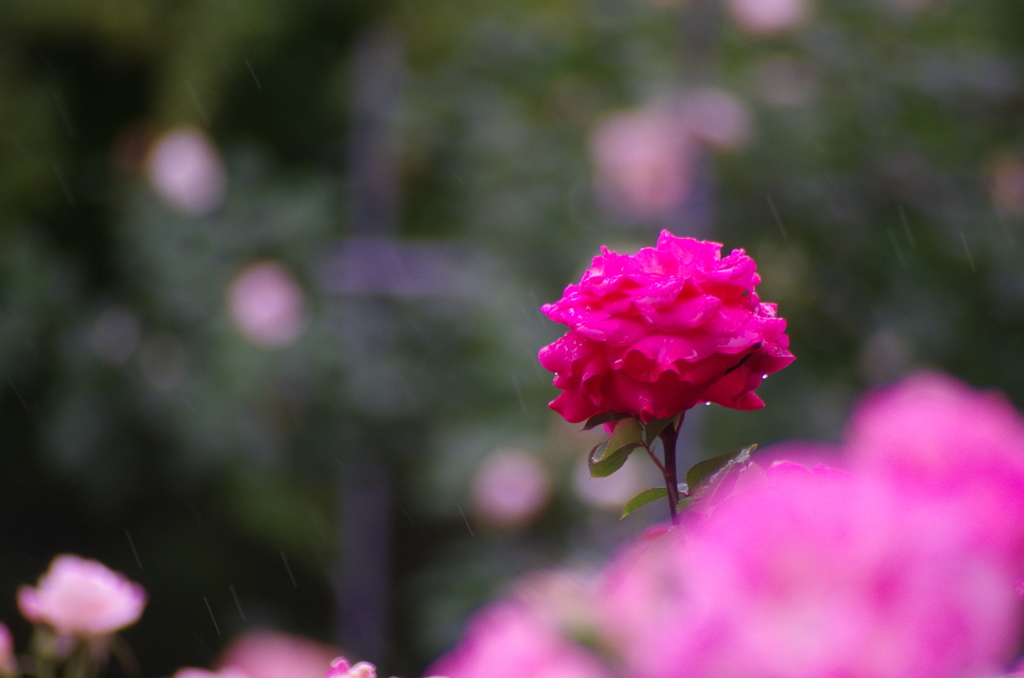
{"left": 335, "top": 21, "right": 404, "bottom": 666}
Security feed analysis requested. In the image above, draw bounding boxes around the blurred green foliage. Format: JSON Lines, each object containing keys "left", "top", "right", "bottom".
{"left": 1, "top": 0, "right": 1024, "bottom": 675}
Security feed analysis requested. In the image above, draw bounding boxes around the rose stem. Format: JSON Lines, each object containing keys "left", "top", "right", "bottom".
{"left": 659, "top": 416, "right": 682, "bottom": 525}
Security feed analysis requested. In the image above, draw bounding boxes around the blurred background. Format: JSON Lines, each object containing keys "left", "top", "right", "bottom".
{"left": 1, "top": 0, "right": 1023, "bottom": 675}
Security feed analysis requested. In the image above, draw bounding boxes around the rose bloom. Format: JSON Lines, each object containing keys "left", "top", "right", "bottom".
{"left": 228, "top": 262, "right": 307, "bottom": 349}
{"left": 538, "top": 231, "right": 793, "bottom": 422}
{"left": 590, "top": 106, "right": 697, "bottom": 219}
{"left": 847, "top": 372, "right": 1024, "bottom": 574}
{"left": 426, "top": 602, "right": 610, "bottom": 678}
{"left": 601, "top": 468, "right": 1021, "bottom": 678}
{"left": 146, "top": 127, "right": 226, "bottom": 216}
{"left": 325, "top": 659, "right": 376, "bottom": 678}
{"left": 470, "top": 449, "right": 551, "bottom": 528}
{"left": 324, "top": 658, "right": 444, "bottom": 678}
{"left": 219, "top": 630, "right": 337, "bottom": 678}
{"left": 18, "top": 555, "right": 146, "bottom": 637}
{"left": 727, "top": 0, "right": 808, "bottom": 35}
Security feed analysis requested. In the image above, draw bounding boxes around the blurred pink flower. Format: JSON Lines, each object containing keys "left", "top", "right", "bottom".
{"left": 426, "top": 602, "right": 610, "bottom": 678}
{"left": 0, "top": 622, "right": 14, "bottom": 675}
{"left": 146, "top": 127, "right": 226, "bottom": 216}
{"left": 506, "top": 568, "right": 601, "bottom": 642}
{"left": 471, "top": 449, "right": 551, "bottom": 528}
{"left": 591, "top": 93, "right": 749, "bottom": 220}
{"left": 324, "top": 658, "right": 377, "bottom": 678}
{"left": 727, "top": 0, "right": 809, "bottom": 35}
{"left": 18, "top": 555, "right": 146, "bottom": 637}
{"left": 678, "top": 89, "right": 750, "bottom": 151}
{"left": 598, "top": 525, "right": 687, "bottom": 662}
{"left": 219, "top": 630, "right": 337, "bottom": 678}
{"left": 591, "top": 106, "right": 697, "bottom": 219}
{"left": 847, "top": 372, "right": 1024, "bottom": 572}
{"left": 228, "top": 262, "right": 307, "bottom": 348}
{"left": 538, "top": 231, "right": 793, "bottom": 423}
{"left": 603, "top": 469, "right": 1021, "bottom": 678}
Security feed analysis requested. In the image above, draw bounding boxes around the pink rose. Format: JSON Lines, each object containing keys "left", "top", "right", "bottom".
{"left": 538, "top": 231, "right": 793, "bottom": 422}
{"left": 426, "top": 602, "right": 610, "bottom": 678}
{"left": 219, "top": 630, "right": 337, "bottom": 678}
{"left": 324, "top": 658, "right": 376, "bottom": 678}
{"left": 17, "top": 555, "right": 146, "bottom": 637}
{"left": 602, "top": 470, "right": 1021, "bottom": 678}
{"left": 846, "top": 372, "right": 1024, "bottom": 572}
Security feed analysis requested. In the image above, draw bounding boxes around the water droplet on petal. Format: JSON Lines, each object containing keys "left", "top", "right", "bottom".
{"left": 704, "top": 401, "right": 711, "bottom": 406}
{"left": 762, "top": 374, "right": 769, "bottom": 379}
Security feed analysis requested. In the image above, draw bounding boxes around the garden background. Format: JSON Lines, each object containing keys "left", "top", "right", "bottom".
{"left": 1, "top": 0, "right": 1023, "bottom": 675}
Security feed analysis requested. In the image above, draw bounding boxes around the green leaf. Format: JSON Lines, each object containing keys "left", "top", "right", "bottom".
{"left": 608, "top": 417, "right": 642, "bottom": 450}
{"left": 586, "top": 418, "right": 644, "bottom": 478}
{"left": 685, "top": 444, "right": 757, "bottom": 493}
{"left": 621, "top": 487, "right": 668, "bottom": 518}
{"left": 589, "top": 441, "right": 642, "bottom": 477}
{"left": 582, "top": 411, "right": 628, "bottom": 431}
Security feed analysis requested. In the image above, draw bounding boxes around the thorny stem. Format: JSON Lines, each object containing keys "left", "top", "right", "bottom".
{"left": 659, "top": 416, "right": 682, "bottom": 526}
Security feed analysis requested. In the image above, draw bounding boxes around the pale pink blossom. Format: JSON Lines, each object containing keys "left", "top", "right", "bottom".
{"left": 471, "top": 449, "right": 551, "bottom": 527}
{"left": 678, "top": 89, "right": 750, "bottom": 151}
{"left": 228, "top": 262, "right": 307, "bottom": 348}
{"left": 538, "top": 231, "right": 793, "bottom": 423}
{"left": 146, "top": 128, "right": 226, "bottom": 216}
{"left": 219, "top": 630, "right": 337, "bottom": 678}
{"left": 727, "top": 0, "right": 809, "bottom": 35}
{"left": 18, "top": 555, "right": 146, "bottom": 637}
{"left": 591, "top": 93, "right": 749, "bottom": 220}
{"left": 426, "top": 602, "right": 611, "bottom": 678}
{"left": 591, "top": 106, "right": 697, "bottom": 219}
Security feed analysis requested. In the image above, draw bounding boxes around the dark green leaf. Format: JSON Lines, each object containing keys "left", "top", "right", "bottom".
{"left": 588, "top": 418, "right": 644, "bottom": 477}
{"left": 621, "top": 487, "right": 668, "bottom": 518}
{"left": 593, "top": 444, "right": 638, "bottom": 481}
{"left": 685, "top": 444, "right": 757, "bottom": 493}
{"left": 582, "top": 411, "right": 628, "bottom": 431}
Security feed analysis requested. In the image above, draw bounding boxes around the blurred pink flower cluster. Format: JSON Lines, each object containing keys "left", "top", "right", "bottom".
{"left": 169, "top": 629, "right": 341, "bottom": 678}
{"left": 538, "top": 231, "right": 793, "bottom": 422}
{"left": 18, "top": 554, "right": 146, "bottom": 638}
{"left": 324, "top": 655, "right": 448, "bottom": 678}
{"left": 591, "top": 90, "right": 749, "bottom": 220}
{"left": 0, "top": 555, "right": 147, "bottom": 676}
{"left": 425, "top": 372, "right": 1024, "bottom": 678}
